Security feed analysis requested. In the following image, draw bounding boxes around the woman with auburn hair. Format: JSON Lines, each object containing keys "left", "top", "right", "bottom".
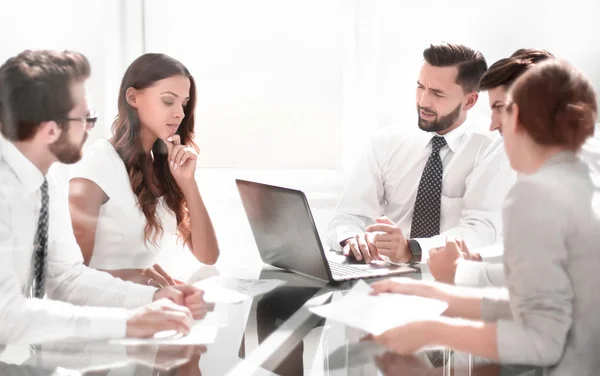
{"left": 68, "top": 53, "right": 219, "bottom": 287}
{"left": 368, "top": 59, "right": 600, "bottom": 375}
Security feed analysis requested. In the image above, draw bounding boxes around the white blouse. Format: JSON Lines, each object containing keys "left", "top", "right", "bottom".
{"left": 69, "top": 139, "right": 177, "bottom": 270}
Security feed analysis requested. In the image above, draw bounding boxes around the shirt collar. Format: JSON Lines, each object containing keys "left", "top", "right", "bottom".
{"left": 543, "top": 150, "right": 578, "bottom": 167}
{"left": 0, "top": 136, "right": 45, "bottom": 194}
{"left": 418, "top": 116, "right": 471, "bottom": 153}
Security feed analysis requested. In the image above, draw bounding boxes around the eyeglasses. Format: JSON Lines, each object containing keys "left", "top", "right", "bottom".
{"left": 59, "top": 109, "right": 98, "bottom": 128}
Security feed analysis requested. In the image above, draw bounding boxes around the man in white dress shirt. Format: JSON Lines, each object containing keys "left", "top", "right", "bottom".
{"left": 328, "top": 42, "right": 513, "bottom": 265}
{"left": 428, "top": 48, "right": 600, "bottom": 287}
{"left": 0, "top": 50, "right": 209, "bottom": 346}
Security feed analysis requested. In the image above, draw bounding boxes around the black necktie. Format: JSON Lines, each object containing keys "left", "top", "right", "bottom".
{"left": 32, "top": 179, "right": 49, "bottom": 299}
{"left": 410, "top": 136, "right": 447, "bottom": 239}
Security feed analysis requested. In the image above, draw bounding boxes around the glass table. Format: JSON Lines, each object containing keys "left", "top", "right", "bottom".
{"left": 0, "top": 266, "right": 542, "bottom": 376}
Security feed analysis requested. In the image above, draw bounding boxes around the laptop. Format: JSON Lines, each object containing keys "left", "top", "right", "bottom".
{"left": 235, "top": 179, "right": 417, "bottom": 283}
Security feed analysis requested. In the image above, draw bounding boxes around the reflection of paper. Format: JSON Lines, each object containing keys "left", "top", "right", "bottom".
{"left": 193, "top": 276, "right": 286, "bottom": 304}
{"left": 110, "top": 320, "right": 218, "bottom": 345}
{"left": 326, "top": 339, "right": 446, "bottom": 370}
{"left": 327, "top": 340, "right": 386, "bottom": 370}
{"left": 309, "top": 280, "right": 448, "bottom": 335}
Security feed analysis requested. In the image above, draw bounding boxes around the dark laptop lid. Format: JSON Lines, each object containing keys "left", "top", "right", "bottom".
{"left": 235, "top": 179, "right": 333, "bottom": 282}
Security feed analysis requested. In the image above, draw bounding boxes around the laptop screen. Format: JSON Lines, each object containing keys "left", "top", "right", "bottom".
{"left": 236, "top": 179, "right": 332, "bottom": 282}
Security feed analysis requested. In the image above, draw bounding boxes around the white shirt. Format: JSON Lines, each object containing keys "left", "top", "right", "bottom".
{"left": 327, "top": 113, "right": 515, "bottom": 262}
{"left": 580, "top": 124, "right": 600, "bottom": 176}
{"left": 454, "top": 126, "right": 600, "bottom": 287}
{"left": 0, "top": 137, "right": 156, "bottom": 345}
{"left": 69, "top": 139, "right": 177, "bottom": 270}
{"left": 454, "top": 243, "right": 506, "bottom": 287}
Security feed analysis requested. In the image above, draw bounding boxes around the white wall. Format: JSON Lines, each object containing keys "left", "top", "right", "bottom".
{"left": 1, "top": 0, "right": 599, "bottom": 267}
{"left": 2, "top": 0, "right": 599, "bottom": 197}
{"left": 143, "top": 0, "right": 345, "bottom": 170}
{"left": 0, "top": 0, "right": 147, "bottom": 188}
{"left": 0, "top": 0, "right": 143, "bottom": 142}
{"left": 141, "top": 0, "right": 600, "bottom": 197}
{"left": 357, "top": 0, "right": 600, "bottom": 132}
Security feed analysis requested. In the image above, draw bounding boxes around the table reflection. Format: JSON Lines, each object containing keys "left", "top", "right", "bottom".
{"left": 0, "top": 266, "right": 548, "bottom": 376}
{"left": 235, "top": 268, "right": 328, "bottom": 375}
{"left": 0, "top": 342, "right": 206, "bottom": 376}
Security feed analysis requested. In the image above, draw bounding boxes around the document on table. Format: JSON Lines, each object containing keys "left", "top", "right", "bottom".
{"left": 193, "top": 276, "right": 287, "bottom": 304}
{"left": 309, "top": 280, "right": 448, "bottom": 335}
{"left": 110, "top": 319, "right": 219, "bottom": 346}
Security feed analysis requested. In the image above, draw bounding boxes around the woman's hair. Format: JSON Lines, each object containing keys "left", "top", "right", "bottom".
{"left": 112, "top": 53, "right": 198, "bottom": 246}
{"left": 479, "top": 48, "right": 554, "bottom": 91}
{"left": 507, "top": 59, "right": 597, "bottom": 150}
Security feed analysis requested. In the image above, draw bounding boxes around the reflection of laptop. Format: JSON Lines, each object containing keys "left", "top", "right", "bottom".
{"left": 236, "top": 179, "right": 416, "bottom": 283}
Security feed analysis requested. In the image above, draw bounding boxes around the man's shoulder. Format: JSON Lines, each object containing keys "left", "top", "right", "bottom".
{"left": 69, "top": 138, "right": 123, "bottom": 185}
{"left": 0, "top": 156, "right": 21, "bottom": 198}
{"left": 76, "top": 138, "right": 116, "bottom": 165}
{"left": 462, "top": 112, "right": 496, "bottom": 142}
{"left": 460, "top": 113, "right": 506, "bottom": 160}
{"left": 365, "top": 126, "right": 428, "bottom": 167}
{"left": 507, "top": 162, "right": 580, "bottom": 210}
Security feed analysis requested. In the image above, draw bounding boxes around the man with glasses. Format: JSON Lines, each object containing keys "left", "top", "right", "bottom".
{"left": 0, "top": 50, "right": 209, "bottom": 346}
{"left": 48, "top": 108, "right": 98, "bottom": 164}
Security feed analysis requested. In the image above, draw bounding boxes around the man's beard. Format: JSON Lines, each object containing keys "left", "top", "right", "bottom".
{"left": 417, "top": 103, "right": 462, "bottom": 133}
{"left": 48, "top": 130, "right": 87, "bottom": 164}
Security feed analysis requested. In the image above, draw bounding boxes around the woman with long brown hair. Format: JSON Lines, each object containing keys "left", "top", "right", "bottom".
{"left": 68, "top": 53, "right": 219, "bottom": 287}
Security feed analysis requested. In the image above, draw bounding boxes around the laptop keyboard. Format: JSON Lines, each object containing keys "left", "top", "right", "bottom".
{"left": 328, "top": 261, "right": 382, "bottom": 277}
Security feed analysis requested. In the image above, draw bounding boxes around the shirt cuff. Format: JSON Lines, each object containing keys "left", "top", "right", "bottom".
{"left": 75, "top": 306, "right": 129, "bottom": 339}
{"left": 413, "top": 237, "right": 446, "bottom": 263}
{"left": 454, "top": 260, "right": 488, "bottom": 287}
{"left": 381, "top": 255, "right": 408, "bottom": 266}
{"left": 123, "top": 283, "right": 157, "bottom": 309}
{"left": 332, "top": 229, "right": 361, "bottom": 253}
{"left": 381, "top": 238, "right": 441, "bottom": 266}
{"left": 476, "top": 242, "right": 505, "bottom": 262}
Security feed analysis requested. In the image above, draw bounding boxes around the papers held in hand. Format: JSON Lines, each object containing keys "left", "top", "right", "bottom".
{"left": 309, "top": 280, "right": 448, "bottom": 335}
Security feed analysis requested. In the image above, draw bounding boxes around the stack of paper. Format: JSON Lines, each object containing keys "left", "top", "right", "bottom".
{"left": 193, "top": 276, "right": 286, "bottom": 304}
{"left": 309, "top": 280, "right": 448, "bottom": 335}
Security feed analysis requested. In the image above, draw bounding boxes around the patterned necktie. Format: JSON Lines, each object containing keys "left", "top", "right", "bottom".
{"left": 410, "top": 136, "right": 447, "bottom": 239}
{"left": 32, "top": 178, "right": 49, "bottom": 299}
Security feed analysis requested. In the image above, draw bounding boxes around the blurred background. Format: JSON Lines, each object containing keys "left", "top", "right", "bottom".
{"left": 2, "top": 0, "right": 599, "bottom": 269}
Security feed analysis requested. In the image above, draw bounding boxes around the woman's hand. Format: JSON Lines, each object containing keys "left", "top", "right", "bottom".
{"left": 370, "top": 276, "right": 488, "bottom": 320}
{"left": 143, "top": 263, "right": 179, "bottom": 288}
{"left": 428, "top": 238, "right": 482, "bottom": 284}
{"left": 164, "top": 134, "right": 198, "bottom": 186}
{"left": 369, "top": 277, "right": 441, "bottom": 300}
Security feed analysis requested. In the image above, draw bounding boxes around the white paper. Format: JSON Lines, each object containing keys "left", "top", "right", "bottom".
{"left": 193, "top": 276, "right": 286, "bottom": 304}
{"left": 309, "top": 280, "right": 448, "bottom": 335}
{"left": 110, "top": 320, "right": 219, "bottom": 346}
